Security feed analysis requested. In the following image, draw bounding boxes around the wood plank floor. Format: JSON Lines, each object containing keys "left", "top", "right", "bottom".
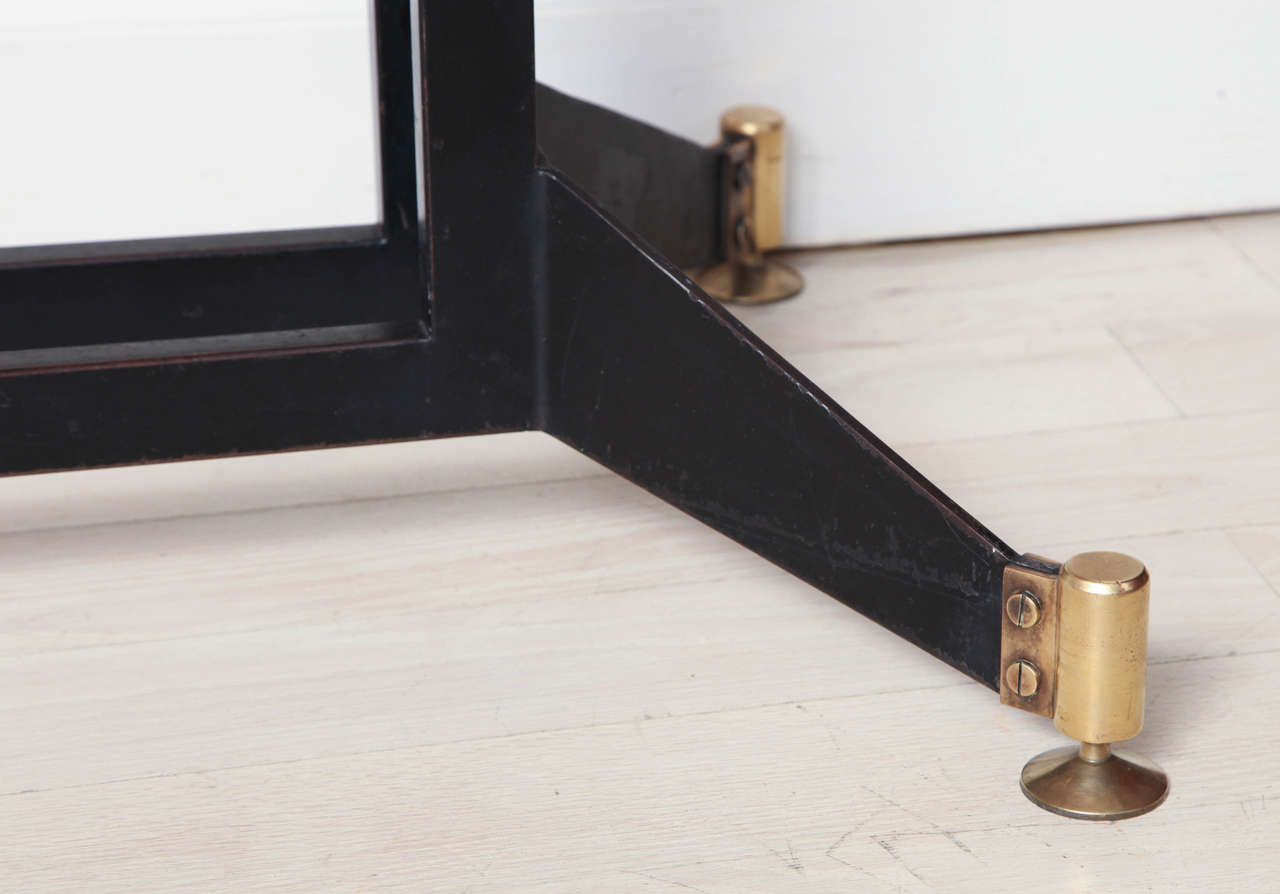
{"left": 5, "top": 213, "right": 1280, "bottom": 892}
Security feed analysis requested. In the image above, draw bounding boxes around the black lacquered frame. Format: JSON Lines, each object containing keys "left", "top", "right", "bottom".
{"left": 0, "top": 0, "right": 428, "bottom": 360}
{"left": 0, "top": 0, "right": 1037, "bottom": 690}
{"left": 0, "top": 1, "right": 537, "bottom": 471}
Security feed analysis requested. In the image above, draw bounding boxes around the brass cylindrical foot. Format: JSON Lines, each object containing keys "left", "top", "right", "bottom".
{"left": 1012, "top": 551, "right": 1169, "bottom": 820}
{"left": 692, "top": 106, "right": 804, "bottom": 305}
{"left": 1020, "top": 742, "right": 1169, "bottom": 821}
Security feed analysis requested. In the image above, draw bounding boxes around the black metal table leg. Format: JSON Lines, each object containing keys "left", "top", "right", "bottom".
{"left": 538, "top": 169, "right": 1015, "bottom": 688}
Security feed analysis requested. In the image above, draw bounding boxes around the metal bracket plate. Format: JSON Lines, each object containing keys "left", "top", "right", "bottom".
{"left": 1000, "top": 559, "right": 1060, "bottom": 717}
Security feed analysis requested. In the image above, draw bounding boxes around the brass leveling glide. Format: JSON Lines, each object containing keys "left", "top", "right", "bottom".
{"left": 1001, "top": 552, "right": 1169, "bottom": 820}
{"left": 693, "top": 107, "right": 804, "bottom": 305}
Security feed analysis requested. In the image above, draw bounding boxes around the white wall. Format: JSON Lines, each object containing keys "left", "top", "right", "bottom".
{"left": 3, "top": 2, "right": 1278, "bottom": 250}
{"left": 0, "top": 1, "right": 380, "bottom": 248}
{"left": 537, "top": 0, "right": 1280, "bottom": 245}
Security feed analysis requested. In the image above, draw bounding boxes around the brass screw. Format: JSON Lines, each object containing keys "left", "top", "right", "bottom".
{"left": 1005, "top": 659, "right": 1040, "bottom": 698}
{"left": 1005, "top": 590, "right": 1041, "bottom": 629}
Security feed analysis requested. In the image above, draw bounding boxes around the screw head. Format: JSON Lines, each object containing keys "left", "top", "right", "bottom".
{"left": 1005, "top": 590, "right": 1041, "bottom": 629}
{"left": 1005, "top": 659, "right": 1040, "bottom": 698}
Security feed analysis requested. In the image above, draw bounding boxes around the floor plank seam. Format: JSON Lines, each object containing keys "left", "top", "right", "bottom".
{"left": 0, "top": 680, "right": 981, "bottom": 801}
{"left": 1206, "top": 218, "right": 1280, "bottom": 295}
{"left": 1104, "top": 325, "right": 1189, "bottom": 419}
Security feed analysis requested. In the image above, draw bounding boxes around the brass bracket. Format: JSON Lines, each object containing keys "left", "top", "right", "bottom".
{"left": 692, "top": 106, "right": 804, "bottom": 304}
{"left": 999, "top": 558, "right": 1060, "bottom": 718}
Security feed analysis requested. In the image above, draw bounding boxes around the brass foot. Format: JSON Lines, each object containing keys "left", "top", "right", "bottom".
{"left": 1021, "top": 742, "right": 1169, "bottom": 821}
{"left": 691, "top": 106, "right": 804, "bottom": 305}
{"left": 694, "top": 259, "right": 804, "bottom": 304}
{"left": 1003, "top": 552, "right": 1170, "bottom": 820}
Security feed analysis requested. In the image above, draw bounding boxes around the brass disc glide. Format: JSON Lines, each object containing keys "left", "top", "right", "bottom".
{"left": 1021, "top": 742, "right": 1169, "bottom": 821}
{"left": 694, "top": 260, "right": 803, "bottom": 304}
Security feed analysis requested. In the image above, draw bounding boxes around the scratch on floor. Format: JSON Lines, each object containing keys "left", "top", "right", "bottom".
{"left": 825, "top": 830, "right": 868, "bottom": 876}
{"left": 824, "top": 830, "right": 885, "bottom": 886}
{"left": 941, "top": 831, "right": 987, "bottom": 866}
{"left": 621, "top": 870, "right": 708, "bottom": 893}
{"left": 861, "top": 782, "right": 984, "bottom": 866}
{"left": 1104, "top": 324, "right": 1187, "bottom": 419}
{"left": 826, "top": 829, "right": 855, "bottom": 859}
{"left": 876, "top": 837, "right": 930, "bottom": 888}
{"left": 769, "top": 840, "right": 805, "bottom": 874}
{"left": 1207, "top": 216, "right": 1280, "bottom": 293}
{"left": 861, "top": 784, "right": 934, "bottom": 830}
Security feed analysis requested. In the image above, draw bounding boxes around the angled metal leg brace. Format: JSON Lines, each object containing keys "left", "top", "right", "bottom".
{"left": 537, "top": 169, "right": 1168, "bottom": 819}
{"left": 539, "top": 170, "right": 1011, "bottom": 687}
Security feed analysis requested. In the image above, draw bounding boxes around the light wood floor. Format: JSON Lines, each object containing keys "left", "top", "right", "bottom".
{"left": 5, "top": 213, "right": 1280, "bottom": 892}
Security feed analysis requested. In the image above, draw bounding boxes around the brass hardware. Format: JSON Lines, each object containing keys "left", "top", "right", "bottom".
{"left": 1000, "top": 561, "right": 1059, "bottom": 718}
{"left": 692, "top": 106, "right": 804, "bottom": 305}
{"left": 694, "top": 260, "right": 805, "bottom": 307}
{"left": 1005, "top": 659, "right": 1040, "bottom": 697}
{"left": 1054, "top": 552, "right": 1150, "bottom": 745}
{"left": 1003, "top": 551, "right": 1169, "bottom": 820}
{"left": 722, "top": 106, "right": 786, "bottom": 253}
{"left": 1020, "top": 743, "right": 1169, "bottom": 821}
{"left": 1005, "top": 590, "right": 1041, "bottom": 628}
